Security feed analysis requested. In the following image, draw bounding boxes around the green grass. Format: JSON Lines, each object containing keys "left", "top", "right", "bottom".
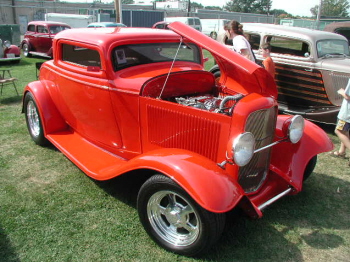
{"left": 1, "top": 56, "right": 349, "bottom": 261}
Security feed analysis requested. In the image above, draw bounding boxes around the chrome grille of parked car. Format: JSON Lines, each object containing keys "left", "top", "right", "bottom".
{"left": 275, "top": 64, "right": 331, "bottom": 106}
{"left": 238, "top": 107, "right": 277, "bottom": 193}
{"left": 321, "top": 71, "right": 350, "bottom": 105}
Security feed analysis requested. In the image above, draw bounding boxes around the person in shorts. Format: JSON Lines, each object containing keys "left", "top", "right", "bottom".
{"left": 332, "top": 79, "right": 350, "bottom": 166}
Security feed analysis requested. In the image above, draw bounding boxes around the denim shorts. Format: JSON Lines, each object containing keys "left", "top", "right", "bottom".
{"left": 336, "top": 119, "right": 350, "bottom": 132}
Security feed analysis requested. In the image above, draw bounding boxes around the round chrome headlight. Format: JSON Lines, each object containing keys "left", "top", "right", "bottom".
{"left": 289, "top": 115, "right": 304, "bottom": 144}
{"left": 232, "top": 132, "right": 255, "bottom": 167}
{"left": 4, "top": 40, "right": 11, "bottom": 48}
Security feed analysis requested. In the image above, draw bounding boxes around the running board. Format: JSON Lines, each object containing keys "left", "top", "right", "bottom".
{"left": 47, "top": 131, "right": 127, "bottom": 180}
{"left": 258, "top": 188, "right": 292, "bottom": 211}
{"left": 29, "top": 51, "right": 52, "bottom": 58}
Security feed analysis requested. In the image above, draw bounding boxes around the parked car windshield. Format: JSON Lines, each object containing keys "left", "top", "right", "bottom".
{"left": 112, "top": 42, "right": 201, "bottom": 71}
{"left": 317, "top": 39, "right": 350, "bottom": 58}
{"left": 49, "top": 25, "right": 70, "bottom": 34}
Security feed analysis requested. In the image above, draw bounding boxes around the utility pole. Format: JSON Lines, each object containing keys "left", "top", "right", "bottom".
{"left": 316, "top": 0, "right": 322, "bottom": 29}
{"left": 114, "top": 0, "right": 122, "bottom": 23}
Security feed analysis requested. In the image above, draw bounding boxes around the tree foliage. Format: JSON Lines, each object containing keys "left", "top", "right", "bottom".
{"left": 122, "top": 0, "right": 134, "bottom": 4}
{"left": 310, "top": 0, "right": 350, "bottom": 17}
{"left": 224, "top": 0, "right": 272, "bottom": 14}
{"left": 190, "top": 1, "right": 204, "bottom": 10}
{"left": 204, "top": 6, "right": 224, "bottom": 10}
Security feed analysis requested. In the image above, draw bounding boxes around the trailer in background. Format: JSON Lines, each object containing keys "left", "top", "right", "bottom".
{"left": 45, "top": 13, "right": 95, "bottom": 28}
{"left": 201, "top": 19, "right": 230, "bottom": 40}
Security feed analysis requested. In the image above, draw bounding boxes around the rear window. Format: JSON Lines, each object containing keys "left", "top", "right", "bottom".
{"left": 27, "top": 25, "right": 35, "bottom": 32}
{"left": 195, "top": 19, "right": 201, "bottom": 26}
{"left": 62, "top": 44, "right": 101, "bottom": 67}
{"left": 112, "top": 42, "right": 201, "bottom": 71}
{"left": 268, "top": 36, "right": 310, "bottom": 57}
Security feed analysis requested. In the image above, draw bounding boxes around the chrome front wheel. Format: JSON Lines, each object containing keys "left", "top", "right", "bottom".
{"left": 147, "top": 190, "right": 200, "bottom": 247}
{"left": 137, "top": 174, "right": 225, "bottom": 256}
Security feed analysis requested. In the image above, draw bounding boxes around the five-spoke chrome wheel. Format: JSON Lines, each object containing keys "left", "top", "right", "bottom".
{"left": 147, "top": 190, "right": 200, "bottom": 247}
{"left": 137, "top": 174, "right": 225, "bottom": 256}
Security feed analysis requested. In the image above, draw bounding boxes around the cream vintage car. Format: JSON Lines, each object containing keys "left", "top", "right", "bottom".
{"left": 214, "top": 23, "right": 350, "bottom": 124}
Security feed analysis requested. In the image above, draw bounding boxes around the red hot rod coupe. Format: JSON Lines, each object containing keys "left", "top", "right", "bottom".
{"left": 23, "top": 23, "right": 333, "bottom": 256}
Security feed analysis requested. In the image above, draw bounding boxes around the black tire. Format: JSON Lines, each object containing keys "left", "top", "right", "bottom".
{"left": 303, "top": 155, "right": 317, "bottom": 181}
{"left": 24, "top": 92, "right": 49, "bottom": 146}
{"left": 209, "top": 65, "right": 221, "bottom": 83}
{"left": 22, "top": 43, "right": 31, "bottom": 57}
{"left": 137, "top": 174, "right": 226, "bottom": 256}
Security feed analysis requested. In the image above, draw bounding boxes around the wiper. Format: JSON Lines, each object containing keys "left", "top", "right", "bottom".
{"left": 158, "top": 37, "right": 183, "bottom": 99}
{"left": 320, "top": 53, "right": 347, "bottom": 59}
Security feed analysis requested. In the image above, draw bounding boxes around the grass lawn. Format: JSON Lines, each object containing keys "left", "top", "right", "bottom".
{"left": 0, "top": 56, "right": 349, "bottom": 262}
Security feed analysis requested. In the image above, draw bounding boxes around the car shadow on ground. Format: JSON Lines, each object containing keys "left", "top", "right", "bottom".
{"left": 0, "top": 225, "right": 21, "bottom": 262}
{"left": 0, "top": 95, "right": 22, "bottom": 104}
{"left": 93, "top": 168, "right": 348, "bottom": 261}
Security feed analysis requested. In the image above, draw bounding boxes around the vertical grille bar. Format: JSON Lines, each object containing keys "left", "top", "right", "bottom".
{"left": 147, "top": 105, "right": 221, "bottom": 161}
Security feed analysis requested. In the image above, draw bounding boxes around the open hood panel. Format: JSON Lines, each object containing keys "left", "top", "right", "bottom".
{"left": 169, "top": 22, "right": 277, "bottom": 98}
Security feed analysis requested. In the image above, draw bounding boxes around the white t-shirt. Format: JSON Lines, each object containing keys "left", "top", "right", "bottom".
{"left": 232, "top": 35, "right": 255, "bottom": 62}
{"left": 338, "top": 79, "right": 350, "bottom": 122}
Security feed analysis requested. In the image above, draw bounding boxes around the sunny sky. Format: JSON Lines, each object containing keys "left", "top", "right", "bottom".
{"left": 65, "top": 0, "right": 322, "bottom": 17}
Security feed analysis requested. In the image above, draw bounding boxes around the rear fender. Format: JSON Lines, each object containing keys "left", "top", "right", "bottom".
{"left": 122, "top": 148, "right": 244, "bottom": 213}
{"left": 271, "top": 115, "right": 333, "bottom": 190}
{"left": 23, "top": 81, "right": 67, "bottom": 135}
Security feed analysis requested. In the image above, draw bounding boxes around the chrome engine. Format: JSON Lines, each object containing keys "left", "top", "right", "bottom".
{"left": 175, "top": 94, "right": 243, "bottom": 115}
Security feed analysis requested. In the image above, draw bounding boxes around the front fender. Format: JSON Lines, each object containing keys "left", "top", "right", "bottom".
{"left": 5, "top": 45, "right": 20, "bottom": 56}
{"left": 118, "top": 148, "right": 245, "bottom": 213}
{"left": 23, "top": 81, "right": 67, "bottom": 135}
{"left": 271, "top": 115, "right": 333, "bottom": 191}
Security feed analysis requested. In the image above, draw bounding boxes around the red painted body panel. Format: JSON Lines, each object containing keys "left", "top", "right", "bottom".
{"left": 23, "top": 22, "right": 333, "bottom": 216}
{"left": 271, "top": 115, "right": 333, "bottom": 191}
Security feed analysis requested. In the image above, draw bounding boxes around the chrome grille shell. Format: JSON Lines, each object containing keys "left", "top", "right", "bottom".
{"left": 238, "top": 107, "right": 278, "bottom": 193}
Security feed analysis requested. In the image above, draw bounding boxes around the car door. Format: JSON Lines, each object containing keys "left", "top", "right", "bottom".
{"left": 36, "top": 25, "right": 52, "bottom": 54}
{"left": 25, "top": 24, "right": 37, "bottom": 51}
{"left": 52, "top": 42, "right": 122, "bottom": 149}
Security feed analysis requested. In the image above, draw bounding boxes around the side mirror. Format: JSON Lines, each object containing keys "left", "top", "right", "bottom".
{"left": 304, "top": 52, "right": 310, "bottom": 58}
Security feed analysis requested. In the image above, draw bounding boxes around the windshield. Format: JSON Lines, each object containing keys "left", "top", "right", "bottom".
{"left": 112, "top": 42, "right": 201, "bottom": 71}
{"left": 317, "top": 39, "right": 350, "bottom": 58}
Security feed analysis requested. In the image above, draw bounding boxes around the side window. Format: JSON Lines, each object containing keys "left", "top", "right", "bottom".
{"left": 245, "top": 33, "right": 261, "bottom": 50}
{"left": 37, "top": 26, "right": 48, "bottom": 34}
{"left": 62, "top": 44, "right": 101, "bottom": 67}
{"left": 269, "top": 36, "right": 310, "bottom": 57}
{"left": 156, "top": 24, "right": 164, "bottom": 29}
{"left": 27, "top": 25, "right": 35, "bottom": 32}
